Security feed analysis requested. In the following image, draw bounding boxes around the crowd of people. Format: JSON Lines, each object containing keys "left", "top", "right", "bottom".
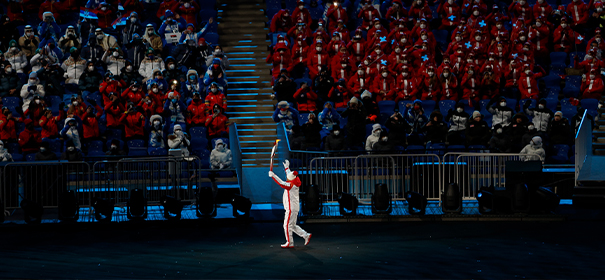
{"left": 0, "top": 0, "right": 232, "bottom": 169}
{"left": 270, "top": 0, "right": 601, "bottom": 162}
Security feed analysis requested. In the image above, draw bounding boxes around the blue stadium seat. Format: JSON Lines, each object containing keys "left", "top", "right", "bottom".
{"left": 199, "top": 9, "right": 217, "bottom": 22}
{"left": 542, "top": 74, "right": 561, "bottom": 90}
{"left": 549, "top": 65, "right": 566, "bottom": 75}
{"left": 11, "top": 153, "right": 23, "bottom": 161}
{"left": 128, "top": 147, "right": 148, "bottom": 157}
{"left": 6, "top": 142, "right": 19, "bottom": 154}
{"left": 505, "top": 98, "right": 517, "bottom": 111}
{"left": 204, "top": 32, "right": 219, "bottom": 45}
{"left": 550, "top": 144, "right": 570, "bottom": 164}
{"left": 192, "top": 149, "right": 211, "bottom": 168}
{"left": 87, "top": 150, "right": 105, "bottom": 157}
{"left": 580, "top": 98, "right": 599, "bottom": 112}
{"left": 562, "top": 85, "right": 580, "bottom": 98}
{"left": 438, "top": 100, "right": 456, "bottom": 117}
{"left": 519, "top": 99, "right": 536, "bottom": 110}
{"left": 127, "top": 139, "right": 146, "bottom": 148}
{"left": 106, "top": 129, "right": 122, "bottom": 141}
{"left": 447, "top": 145, "right": 466, "bottom": 153}
{"left": 545, "top": 98, "right": 558, "bottom": 112}
{"left": 189, "top": 126, "right": 207, "bottom": 138}
{"left": 377, "top": 101, "right": 396, "bottom": 114}
{"left": 562, "top": 106, "right": 576, "bottom": 121}
{"left": 191, "top": 137, "right": 209, "bottom": 151}
{"left": 559, "top": 98, "right": 573, "bottom": 109}
{"left": 148, "top": 147, "right": 168, "bottom": 156}
{"left": 405, "top": 145, "right": 425, "bottom": 154}
{"left": 48, "top": 139, "right": 64, "bottom": 153}
{"left": 550, "top": 52, "right": 568, "bottom": 67}
{"left": 378, "top": 112, "right": 390, "bottom": 125}
{"left": 468, "top": 145, "right": 487, "bottom": 152}
{"left": 211, "top": 137, "right": 229, "bottom": 149}
{"left": 25, "top": 153, "right": 36, "bottom": 161}
{"left": 285, "top": 0, "right": 297, "bottom": 10}
{"left": 422, "top": 100, "right": 437, "bottom": 114}
{"left": 569, "top": 52, "right": 586, "bottom": 64}
{"left": 198, "top": 0, "right": 216, "bottom": 8}
{"left": 565, "top": 76, "right": 582, "bottom": 88}
{"left": 546, "top": 88, "right": 560, "bottom": 99}
{"left": 433, "top": 29, "right": 449, "bottom": 45}
{"left": 398, "top": 100, "right": 413, "bottom": 112}
{"left": 2, "top": 97, "right": 20, "bottom": 108}
{"left": 427, "top": 143, "right": 446, "bottom": 155}
{"left": 45, "top": 95, "right": 63, "bottom": 114}
{"left": 294, "top": 78, "right": 312, "bottom": 89}
{"left": 299, "top": 113, "right": 309, "bottom": 125}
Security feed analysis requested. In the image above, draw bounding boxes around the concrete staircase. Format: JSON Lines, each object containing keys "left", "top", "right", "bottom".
{"left": 218, "top": 0, "right": 277, "bottom": 168}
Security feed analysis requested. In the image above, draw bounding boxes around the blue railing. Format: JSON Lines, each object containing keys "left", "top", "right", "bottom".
{"left": 575, "top": 110, "right": 591, "bottom": 183}
{"left": 229, "top": 122, "right": 243, "bottom": 188}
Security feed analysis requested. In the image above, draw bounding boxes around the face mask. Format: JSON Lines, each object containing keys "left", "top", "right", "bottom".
{"left": 401, "top": 38, "right": 407, "bottom": 43}
{"left": 40, "top": 147, "right": 45, "bottom": 152}
{"left": 402, "top": 72, "right": 408, "bottom": 77}
{"left": 184, "top": 2, "right": 190, "bottom": 8}
{"left": 148, "top": 55, "right": 154, "bottom": 60}
{"left": 29, "top": 79, "right": 37, "bottom": 85}
{"left": 377, "top": 72, "right": 386, "bottom": 78}
{"left": 528, "top": 125, "right": 535, "bottom": 130}
{"left": 375, "top": 49, "right": 381, "bottom": 55}
{"left": 175, "top": 129, "right": 182, "bottom": 134}
{"left": 146, "top": 99, "right": 151, "bottom": 104}
{"left": 473, "top": 11, "right": 479, "bottom": 16}
{"left": 420, "top": 24, "right": 426, "bottom": 29}
{"left": 475, "top": 36, "right": 482, "bottom": 41}
{"left": 72, "top": 101, "right": 79, "bottom": 106}
{"left": 153, "top": 121, "right": 160, "bottom": 126}
{"left": 152, "top": 88, "right": 158, "bottom": 93}
{"left": 169, "top": 64, "right": 175, "bottom": 70}
{"left": 456, "top": 108, "right": 463, "bottom": 113}
{"left": 88, "top": 66, "right": 94, "bottom": 71}
{"left": 357, "top": 70, "right": 364, "bottom": 75}
{"left": 340, "top": 64, "right": 347, "bottom": 68}
{"left": 561, "top": 24, "right": 567, "bottom": 28}
{"left": 519, "top": 1, "right": 526, "bottom": 4}
{"left": 96, "top": 34, "right": 104, "bottom": 40}
{"left": 599, "top": 8, "right": 603, "bottom": 12}
{"left": 299, "top": 5, "right": 304, "bottom": 9}
{"left": 590, "top": 74, "right": 597, "bottom": 80}
{"left": 373, "top": 130, "right": 380, "bottom": 136}
{"left": 5, "top": 67, "right": 12, "bottom": 73}
{"left": 536, "top": 22, "right": 542, "bottom": 27}
{"left": 443, "top": 72, "right": 450, "bottom": 78}
{"left": 538, "top": 104, "right": 544, "bottom": 109}
{"left": 148, "top": 30, "right": 154, "bottom": 35}
{"left": 428, "top": 72, "right": 434, "bottom": 76}
{"left": 500, "top": 102, "right": 507, "bottom": 107}
{"left": 395, "top": 48, "right": 401, "bottom": 53}
{"left": 421, "top": 35, "right": 428, "bottom": 40}
{"left": 67, "top": 147, "right": 75, "bottom": 152}
{"left": 497, "top": 128, "right": 503, "bottom": 134}
{"left": 111, "top": 145, "right": 118, "bottom": 150}
{"left": 26, "top": 32, "right": 32, "bottom": 36}
{"left": 131, "top": 17, "right": 137, "bottom": 23}
{"left": 133, "top": 87, "right": 139, "bottom": 92}
{"left": 316, "top": 47, "right": 322, "bottom": 52}
{"left": 126, "top": 65, "right": 133, "bottom": 72}
{"left": 101, "top": 7, "right": 107, "bottom": 11}
{"left": 520, "top": 36, "right": 526, "bottom": 41}
{"left": 334, "top": 130, "right": 340, "bottom": 136}
{"left": 381, "top": 137, "right": 388, "bottom": 142}
{"left": 34, "top": 99, "right": 41, "bottom": 105}
{"left": 525, "top": 70, "right": 531, "bottom": 75}
{"left": 468, "top": 70, "right": 474, "bottom": 75}
{"left": 211, "top": 88, "right": 218, "bottom": 93}
{"left": 113, "top": 52, "right": 119, "bottom": 57}
{"left": 448, "top": 0, "right": 454, "bottom": 4}
{"left": 214, "top": 109, "right": 220, "bottom": 114}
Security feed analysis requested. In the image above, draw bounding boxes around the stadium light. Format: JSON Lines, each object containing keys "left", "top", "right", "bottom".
{"left": 127, "top": 188, "right": 147, "bottom": 221}
{"left": 231, "top": 195, "right": 252, "bottom": 218}
{"left": 196, "top": 187, "right": 216, "bottom": 217}
{"left": 442, "top": 183, "right": 462, "bottom": 214}
{"left": 58, "top": 190, "right": 79, "bottom": 221}
{"left": 20, "top": 199, "right": 43, "bottom": 224}
{"left": 302, "top": 184, "right": 322, "bottom": 215}
{"left": 92, "top": 197, "right": 114, "bottom": 222}
{"left": 372, "top": 183, "right": 391, "bottom": 214}
{"left": 161, "top": 195, "right": 183, "bottom": 220}
{"left": 338, "top": 192, "right": 358, "bottom": 216}
{"left": 405, "top": 191, "right": 427, "bottom": 215}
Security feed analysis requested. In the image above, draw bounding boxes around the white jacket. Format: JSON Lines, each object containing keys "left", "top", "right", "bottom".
{"left": 20, "top": 82, "right": 46, "bottom": 112}
{"left": 168, "top": 133, "right": 190, "bottom": 156}
{"left": 138, "top": 58, "right": 165, "bottom": 80}
{"left": 5, "top": 51, "right": 28, "bottom": 73}
{"left": 365, "top": 124, "right": 382, "bottom": 151}
{"left": 102, "top": 52, "right": 126, "bottom": 76}
{"left": 30, "top": 53, "right": 58, "bottom": 73}
{"left": 61, "top": 56, "right": 87, "bottom": 84}
{"left": 210, "top": 146, "right": 232, "bottom": 169}
{"left": 520, "top": 143, "right": 545, "bottom": 162}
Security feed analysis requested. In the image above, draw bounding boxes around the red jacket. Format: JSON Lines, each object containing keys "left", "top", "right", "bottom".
{"left": 532, "top": 2, "right": 552, "bottom": 19}
{"left": 121, "top": 87, "right": 144, "bottom": 105}
{"left": 157, "top": 0, "right": 180, "bottom": 18}
{"left": 437, "top": 2, "right": 461, "bottom": 28}
{"left": 347, "top": 73, "right": 371, "bottom": 95}
{"left": 39, "top": 0, "right": 63, "bottom": 20}
{"left": 371, "top": 75, "right": 397, "bottom": 102}
{"left": 357, "top": 6, "right": 379, "bottom": 30}
{"left": 177, "top": 2, "right": 200, "bottom": 26}
{"left": 187, "top": 100, "right": 208, "bottom": 126}
{"left": 326, "top": 6, "right": 348, "bottom": 32}
{"left": 39, "top": 114, "right": 62, "bottom": 139}
{"left": 306, "top": 50, "right": 329, "bottom": 79}
{"left": 328, "top": 85, "right": 352, "bottom": 108}
{"left": 395, "top": 75, "right": 417, "bottom": 101}
{"left": 518, "top": 72, "right": 541, "bottom": 100}
{"left": 566, "top": 1, "right": 589, "bottom": 25}
{"left": 581, "top": 77, "right": 605, "bottom": 99}
{"left": 440, "top": 76, "right": 459, "bottom": 100}
{"left": 408, "top": 3, "right": 432, "bottom": 24}
{"left": 293, "top": 87, "right": 318, "bottom": 112}
{"left": 18, "top": 127, "right": 42, "bottom": 154}
{"left": 0, "top": 115, "right": 19, "bottom": 141}
{"left": 418, "top": 74, "right": 442, "bottom": 101}
{"left": 119, "top": 111, "right": 145, "bottom": 138}
{"left": 270, "top": 9, "right": 293, "bottom": 33}
{"left": 122, "top": 0, "right": 145, "bottom": 14}
{"left": 205, "top": 91, "right": 227, "bottom": 112}
{"left": 104, "top": 101, "right": 125, "bottom": 128}
{"left": 461, "top": 73, "right": 480, "bottom": 101}
{"left": 100, "top": 79, "right": 127, "bottom": 105}
{"left": 291, "top": 7, "right": 312, "bottom": 26}
{"left": 95, "top": 8, "right": 115, "bottom": 29}
{"left": 205, "top": 113, "right": 228, "bottom": 138}
{"left": 508, "top": 2, "right": 533, "bottom": 25}
{"left": 82, "top": 106, "right": 104, "bottom": 139}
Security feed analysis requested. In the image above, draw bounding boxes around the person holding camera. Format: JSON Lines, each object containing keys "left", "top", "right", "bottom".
{"left": 119, "top": 102, "right": 145, "bottom": 141}
{"left": 20, "top": 72, "right": 46, "bottom": 113}
{"left": 272, "top": 69, "right": 297, "bottom": 104}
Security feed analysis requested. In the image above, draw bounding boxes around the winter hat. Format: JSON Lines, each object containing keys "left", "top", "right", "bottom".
{"left": 308, "top": 112, "right": 316, "bottom": 119}
{"left": 287, "top": 170, "right": 298, "bottom": 181}
{"left": 215, "top": 138, "right": 226, "bottom": 148}
{"left": 150, "top": 114, "right": 162, "bottom": 124}
{"left": 24, "top": 119, "right": 33, "bottom": 127}
{"left": 531, "top": 136, "right": 542, "bottom": 146}
{"left": 472, "top": 111, "right": 481, "bottom": 119}
{"left": 361, "top": 90, "right": 372, "bottom": 99}
{"left": 372, "top": 123, "right": 382, "bottom": 132}
{"left": 538, "top": 98, "right": 547, "bottom": 105}
{"left": 349, "top": 96, "right": 359, "bottom": 104}
{"left": 165, "top": 10, "right": 174, "bottom": 18}
{"left": 554, "top": 111, "right": 563, "bottom": 117}
{"left": 277, "top": 101, "right": 289, "bottom": 108}
{"left": 173, "top": 124, "right": 182, "bottom": 132}
{"left": 29, "top": 72, "right": 37, "bottom": 79}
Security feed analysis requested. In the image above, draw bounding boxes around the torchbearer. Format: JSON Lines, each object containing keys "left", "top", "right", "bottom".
{"left": 269, "top": 159, "right": 312, "bottom": 248}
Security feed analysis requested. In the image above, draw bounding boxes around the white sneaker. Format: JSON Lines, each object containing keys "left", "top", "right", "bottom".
{"left": 304, "top": 233, "right": 312, "bottom": 246}
{"left": 281, "top": 242, "right": 294, "bottom": 248}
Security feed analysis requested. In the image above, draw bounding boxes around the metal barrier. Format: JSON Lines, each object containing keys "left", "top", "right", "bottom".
{"left": 575, "top": 110, "right": 590, "bottom": 183}
{"left": 1, "top": 161, "right": 91, "bottom": 209}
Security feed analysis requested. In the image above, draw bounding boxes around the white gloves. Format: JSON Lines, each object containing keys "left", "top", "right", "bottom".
{"left": 268, "top": 171, "right": 275, "bottom": 177}
{"left": 283, "top": 159, "right": 290, "bottom": 169}
{"left": 219, "top": 163, "right": 224, "bottom": 169}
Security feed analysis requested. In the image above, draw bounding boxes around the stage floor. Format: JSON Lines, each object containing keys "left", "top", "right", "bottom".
{"left": 1, "top": 220, "right": 603, "bottom": 278}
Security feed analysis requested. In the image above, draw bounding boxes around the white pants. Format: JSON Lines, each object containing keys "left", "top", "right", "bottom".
{"left": 284, "top": 204, "right": 307, "bottom": 244}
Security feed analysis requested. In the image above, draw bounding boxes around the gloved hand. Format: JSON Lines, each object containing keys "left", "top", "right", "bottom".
{"left": 219, "top": 163, "right": 224, "bottom": 169}
{"left": 268, "top": 171, "right": 275, "bottom": 177}
{"left": 283, "top": 159, "right": 290, "bottom": 169}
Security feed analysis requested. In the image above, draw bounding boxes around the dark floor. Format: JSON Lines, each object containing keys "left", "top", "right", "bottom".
{"left": 1, "top": 219, "right": 604, "bottom": 279}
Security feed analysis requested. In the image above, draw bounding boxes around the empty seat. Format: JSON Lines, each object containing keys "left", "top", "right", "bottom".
{"left": 406, "top": 145, "right": 425, "bottom": 154}
{"left": 550, "top": 144, "right": 570, "bottom": 164}
{"left": 398, "top": 100, "right": 413, "bottom": 112}
{"left": 544, "top": 98, "right": 558, "bottom": 112}
{"left": 546, "top": 88, "right": 560, "bottom": 99}
{"left": 189, "top": 126, "right": 207, "bottom": 138}
{"left": 542, "top": 74, "right": 562, "bottom": 90}
{"left": 580, "top": 98, "right": 599, "bottom": 112}
{"left": 562, "top": 85, "right": 580, "bottom": 98}
{"left": 128, "top": 147, "right": 148, "bottom": 157}
{"left": 294, "top": 78, "right": 312, "bottom": 89}
{"left": 377, "top": 101, "right": 396, "bottom": 114}
{"left": 203, "top": 32, "right": 219, "bottom": 45}
{"left": 438, "top": 100, "right": 456, "bottom": 117}
{"left": 127, "top": 139, "right": 146, "bottom": 148}
{"left": 11, "top": 153, "right": 23, "bottom": 161}
{"left": 550, "top": 52, "right": 568, "bottom": 67}
{"left": 148, "top": 147, "right": 168, "bottom": 156}
{"left": 191, "top": 137, "right": 209, "bottom": 151}
{"left": 2, "top": 97, "right": 20, "bottom": 108}
{"left": 565, "top": 76, "right": 583, "bottom": 88}
{"left": 422, "top": 100, "right": 437, "bottom": 114}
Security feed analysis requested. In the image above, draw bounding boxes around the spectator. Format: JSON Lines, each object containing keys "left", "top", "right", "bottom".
{"left": 20, "top": 72, "right": 45, "bottom": 112}
{"left": 92, "top": 28, "right": 120, "bottom": 53}
{"left": 168, "top": 124, "right": 190, "bottom": 156}
{"left": 361, "top": 90, "right": 379, "bottom": 120}
{"left": 122, "top": 12, "right": 144, "bottom": 44}
{"left": 507, "top": 113, "right": 530, "bottom": 152}
{"left": 0, "top": 140, "right": 14, "bottom": 162}
{"left": 35, "top": 141, "right": 57, "bottom": 160}
{"left": 60, "top": 117, "right": 82, "bottom": 150}
{"left": 520, "top": 136, "right": 546, "bottom": 162}
{"left": 272, "top": 101, "right": 299, "bottom": 134}
{"left": 317, "top": 101, "right": 341, "bottom": 138}
{"left": 522, "top": 122, "right": 548, "bottom": 146}
{"left": 81, "top": 34, "right": 105, "bottom": 66}
{"left": 206, "top": 104, "right": 229, "bottom": 139}
{"left": 18, "top": 26, "right": 40, "bottom": 59}
{"left": 18, "top": 119, "right": 42, "bottom": 154}
{"left": 205, "top": 82, "right": 227, "bottom": 112}
{"left": 147, "top": 69, "right": 169, "bottom": 91}
{"left": 210, "top": 139, "right": 232, "bottom": 169}
{"left": 38, "top": 12, "right": 61, "bottom": 42}
{"left": 121, "top": 79, "right": 144, "bottom": 104}
{"left": 403, "top": 100, "right": 428, "bottom": 145}
{"left": 384, "top": 111, "right": 409, "bottom": 147}
{"left": 163, "top": 56, "right": 186, "bottom": 85}
{"left": 445, "top": 103, "right": 469, "bottom": 145}
{"left": 0, "top": 63, "right": 23, "bottom": 97}
{"left": 0, "top": 107, "right": 20, "bottom": 143}
{"left": 182, "top": 69, "right": 204, "bottom": 100}
{"left": 125, "top": 34, "right": 147, "bottom": 70}
{"left": 489, "top": 124, "right": 511, "bottom": 152}
{"left": 365, "top": 123, "right": 382, "bottom": 151}
{"left": 301, "top": 113, "right": 322, "bottom": 149}
{"left": 24, "top": 95, "right": 46, "bottom": 125}
{"left": 5, "top": 40, "right": 28, "bottom": 76}
{"left": 61, "top": 48, "right": 87, "bottom": 87}
{"left": 206, "top": 45, "right": 229, "bottom": 70}
{"left": 270, "top": 9, "right": 293, "bottom": 33}
{"left": 487, "top": 96, "right": 514, "bottom": 128}
{"left": 39, "top": 108, "right": 62, "bottom": 140}
{"left": 329, "top": 78, "right": 352, "bottom": 108}
{"left": 372, "top": 129, "right": 393, "bottom": 152}
{"left": 78, "top": 61, "right": 103, "bottom": 95}
{"left": 267, "top": 43, "right": 292, "bottom": 82}
{"left": 272, "top": 69, "right": 297, "bottom": 103}
{"left": 157, "top": 0, "right": 179, "bottom": 20}
{"left": 82, "top": 104, "right": 103, "bottom": 143}
{"left": 465, "top": 111, "right": 491, "bottom": 146}
{"left": 120, "top": 103, "right": 146, "bottom": 141}
{"left": 523, "top": 98, "right": 553, "bottom": 133}
{"left": 106, "top": 139, "right": 126, "bottom": 155}
{"left": 324, "top": 126, "right": 345, "bottom": 151}
{"left": 314, "top": 66, "right": 334, "bottom": 103}
{"left": 580, "top": 69, "right": 605, "bottom": 99}
{"left": 548, "top": 111, "right": 572, "bottom": 145}
{"left": 293, "top": 82, "right": 318, "bottom": 112}
{"left": 120, "top": 60, "right": 144, "bottom": 86}
{"left": 104, "top": 93, "right": 125, "bottom": 129}
{"left": 61, "top": 140, "right": 84, "bottom": 161}
{"left": 102, "top": 48, "right": 127, "bottom": 76}
{"left": 139, "top": 48, "right": 165, "bottom": 82}
{"left": 423, "top": 110, "right": 448, "bottom": 144}
{"left": 149, "top": 114, "right": 167, "bottom": 149}
{"left": 37, "top": 61, "right": 65, "bottom": 96}
{"left": 164, "top": 92, "right": 187, "bottom": 131}
{"left": 58, "top": 26, "right": 81, "bottom": 55}
{"left": 341, "top": 97, "right": 367, "bottom": 148}
{"left": 203, "top": 58, "right": 228, "bottom": 91}
{"left": 187, "top": 92, "right": 207, "bottom": 128}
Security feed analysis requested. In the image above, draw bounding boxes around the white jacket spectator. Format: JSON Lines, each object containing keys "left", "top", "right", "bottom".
{"left": 102, "top": 50, "right": 126, "bottom": 77}
{"left": 210, "top": 139, "right": 232, "bottom": 169}
{"left": 205, "top": 45, "right": 229, "bottom": 69}
{"left": 20, "top": 72, "right": 46, "bottom": 112}
{"left": 520, "top": 136, "right": 546, "bottom": 162}
{"left": 30, "top": 49, "right": 59, "bottom": 73}
{"left": 61, "top": 53, "right": 87, "bottom": 85}
{"left": 60, "top": 118, "right": 82, "bottom": 150}
{"left": 0, "top": 141, "right": 13, "bottom": 162}
{"left": 139, "top": 55, "right": 165, "bottom": 81}
{"left": 5, "top": 42, "right": 28, "bottom": 74}
{"left": 149, "top": 114, "right": 165, "bottom": 148}
{"left": 365, "top": 123, "right": 382, "bottom": 151}
{"left": 168, "top": 124, "right": 190, "bottom": 156}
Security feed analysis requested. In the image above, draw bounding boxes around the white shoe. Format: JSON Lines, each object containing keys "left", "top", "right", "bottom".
{"left": 304, "top": 233, "right": 312, "bottom": 246}
{"left": 281, "top": 242, "right": 294, "bottom": 248}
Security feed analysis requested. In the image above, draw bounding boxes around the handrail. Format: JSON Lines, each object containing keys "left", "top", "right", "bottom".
{"left": 276, "top": 122, "right": 290, "bottom": 168}
{"left": 229, "top": 122, "right": 243, "bottom": 188}
{"left": 575, "top": 110, "right": 590, "bottom": 184}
